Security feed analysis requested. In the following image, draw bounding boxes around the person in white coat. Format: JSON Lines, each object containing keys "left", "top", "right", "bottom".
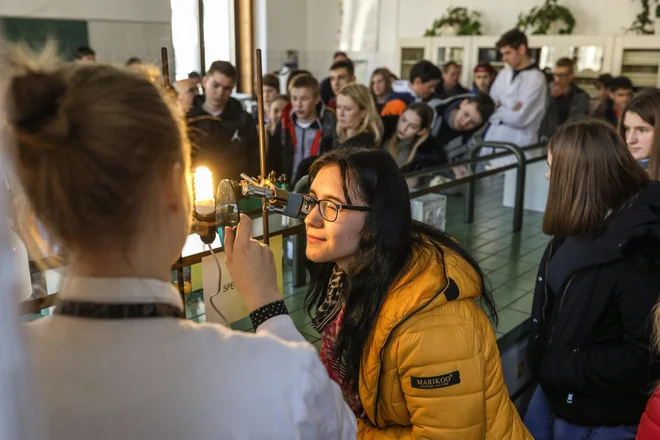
{"left": 482, "top": 29, "right": 547, "bottom": 168}
{"left": 6, "top": 45, "right": 356, "bottom": 440}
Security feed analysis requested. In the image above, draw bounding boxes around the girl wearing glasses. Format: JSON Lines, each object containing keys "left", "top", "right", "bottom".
{"left": 285, "top": 148, "right": 530, "bottom": 438}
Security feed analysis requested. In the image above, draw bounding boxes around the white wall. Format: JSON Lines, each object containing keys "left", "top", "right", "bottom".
{"left": 262, "top": 0, "right": 640, "bottom": 82}
{"left": 1, "top": 0, "right": 172, "bottom": 66}
{"left": 398, "top": 0, "right": 638, "bottom": 37}
{"left": 0, "top": 0, "right": 170, "bottom": 22}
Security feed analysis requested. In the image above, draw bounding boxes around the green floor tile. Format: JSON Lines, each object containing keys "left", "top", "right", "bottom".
{"left": 284, "top": 294, "right": 307, "bottom": 313}
{"left": 493, "top": 246, "right": 532, "bottom": 260}
{"left": 477, "top": 255, "right": 510, "bottom": 272}
{"left": 500, "top": 276, "right": 538, "bottom": 293}
{"left": 475, "top": 240, "right": 518, "bottom": 255}
{"left": 484, "top": 271, "right": 514, "bottom": 290}
{"left": 493, "top": 287, "right": 529, "bottom": 311}
{"left": 520, "top": 236, "right": 550, "bottom": 250}
{"left": 290, "top": 308, "right": 312, "bottom": 327}
{"left": 231, "top": 316, "right": 253, "bottom": 332}
{"left": 507, "top": 292, "right": 534, "bottom": 314}
{"left": 495, "top": 260, "right": 538, "bottom": 277}
{"left": 302, "top": 332, "right": 320, "bottom": 344}
{"left": 470, "top": 250, "right": 493, "bottom": 263}
{"left": 476, "top": 228, "right": 511, "bottom": 241}
{"left": 493, "top": 308, "right": 529, "bottom": 334}
{"left": 298, "top": 322, "right": 320, "bottom": 339}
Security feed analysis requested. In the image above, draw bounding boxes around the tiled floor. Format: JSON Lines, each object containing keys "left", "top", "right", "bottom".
{"left": 186, "top": 175, "right": 548, "bottom": 346}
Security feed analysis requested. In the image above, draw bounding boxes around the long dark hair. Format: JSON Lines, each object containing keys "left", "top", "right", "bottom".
{"left": 544, "top": 120, "right": 648, "bottom": 237}
{"left": 305, "top": 148, "right": 497, "bottom": 392}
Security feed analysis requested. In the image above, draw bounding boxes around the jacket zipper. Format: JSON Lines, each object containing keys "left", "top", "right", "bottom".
{"left": 371, "top": 243, "right": 452, "bottom": 427}
{"left": 539, "top": 240, "right": 554, "bottom": 332}
{"left": 548, "top": 271, "right": 578, "bottom": 344}
{"left": 371, "top": 282, "right": 450, "bottom": 426}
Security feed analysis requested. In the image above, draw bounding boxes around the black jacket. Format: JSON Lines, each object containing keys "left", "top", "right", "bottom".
{"left": 592, "top": 99, "right": 619, "bottom": 128}
{"left": 539, "top": 83, "right": 591, "bottom": 141}
{"left": 187, "top": 98, "right": 259, "bottom": 181}
{"left": 527, "top": 181, "right": 660, "bottom": 427}
{"left": 338, "top": 131, "right": 378, "bottom": 149}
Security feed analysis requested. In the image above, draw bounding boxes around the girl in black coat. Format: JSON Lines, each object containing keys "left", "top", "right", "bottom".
{"left": 524, "top": 120, "right": 660, "bottom": 440}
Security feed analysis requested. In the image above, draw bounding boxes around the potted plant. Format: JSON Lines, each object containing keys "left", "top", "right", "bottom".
{"left": 627, "top": 0, "right": 656, "bottom": 34}
{"left": 517, "top": 0, "right": 576, "bottom": 35}
{"left": 424, "top": 6, "right": 482, "bottom": 37}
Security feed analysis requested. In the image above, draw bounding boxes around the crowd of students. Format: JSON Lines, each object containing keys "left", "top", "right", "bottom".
{"left": 3, "top": 32, "right": 660, "bottom": 440}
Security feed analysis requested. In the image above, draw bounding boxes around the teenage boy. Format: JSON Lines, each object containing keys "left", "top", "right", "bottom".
{"left": 482, "top": 29, "right": 547, "bottom": 167}
{"left": 320, "top": 51, "right": 350, "bottom": 105}
{"left": 252, "top": 73, "right": 281, "bottom": 123}
{"left": 434, "top": 93, "right": 496, "bottom": 153}
{"left": 592, "top": 76, "right": 634, "bottom": 127}
{"left": 187, "top": 60, "right": 259, "bottom": 181}
{"left": 269, "top": 75, "right": 336, "bottom": 184}
{"left": 438, "top": 61, "right": 468, "bottom": 98}
{"left": 381, "top": 60, "right": 443, "bottom": 117}
{"left": 539, "top": 58, "right": 590, "bottom": 140}
{"left": 75, "top": 46, "right": 96, "bottom": 63}
{"left": 327, "top": 60, "right": 356, "bottom": 109}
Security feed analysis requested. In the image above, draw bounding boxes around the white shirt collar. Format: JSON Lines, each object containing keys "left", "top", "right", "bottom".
{"left": 58, "top": 277, "right": 183, "bottom": 310}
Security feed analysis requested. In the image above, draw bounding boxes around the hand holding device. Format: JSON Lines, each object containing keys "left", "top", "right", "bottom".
{"left": 224, "top": 214, "right": 281, "bottom": 312}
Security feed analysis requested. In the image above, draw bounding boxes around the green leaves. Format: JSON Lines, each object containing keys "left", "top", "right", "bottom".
{"left": 627, "top": 0, "right": 657, "bottom": 35}
{"left": 517, "top": 0, "right": 576, "bottom": 35}
{"left": 424, "top": 5, "right": 483, "bottom": 37}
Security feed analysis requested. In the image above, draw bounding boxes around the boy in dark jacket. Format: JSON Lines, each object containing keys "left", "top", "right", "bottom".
{"left": 592, "top": 76, "right": 634, "bottom": 127}
{"left": 431, "top": 93, "right": 496, "bottom": 164}
{"left": 539, "top": 58, "right": 591, "bottom": 140}
{"left": 187, "top": 60, "right": 259, "bottom": 182}
{"left": 268, "top": 75, "right": 336, "bottom": 184}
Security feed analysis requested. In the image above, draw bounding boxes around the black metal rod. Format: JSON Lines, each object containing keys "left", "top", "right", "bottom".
{"left": 160, "top": 47, "right": 171, "bottom": 89}
{"left": 255, "top": 48, "right": 269, "bottom": 245}
{"left": 465, "top": 141, "right": 528, "bottom": 232}
{"left": 176, "top": 255, "right": 185, "bottom": 306}
{"left": 292, "top": 232, "right": 307, "bottom": 287}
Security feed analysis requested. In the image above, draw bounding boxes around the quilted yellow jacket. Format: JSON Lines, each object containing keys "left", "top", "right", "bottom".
{"left": 357, "top": 239, "right": 532, "bottom": 439}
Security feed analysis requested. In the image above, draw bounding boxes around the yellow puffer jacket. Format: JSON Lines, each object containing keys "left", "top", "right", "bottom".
{"left": 357, "top": 239, "right": 532, "bottom": 439}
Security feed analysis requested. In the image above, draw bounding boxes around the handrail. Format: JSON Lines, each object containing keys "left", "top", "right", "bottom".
{"left": 20, "top": 144, "right": 548, "bottom": 316}
{"left": 466, "top": 141, "right": 527, "bottom": 232}
{"left": 402, "top": 142, "right": 546, "bottom": 179}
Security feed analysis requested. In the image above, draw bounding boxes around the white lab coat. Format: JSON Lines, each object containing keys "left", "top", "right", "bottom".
{"left": 483, "top": 64, "right": 547, "bottom": 167}
{"left": 25, "top": 277, "right": 356, "bottom": 440}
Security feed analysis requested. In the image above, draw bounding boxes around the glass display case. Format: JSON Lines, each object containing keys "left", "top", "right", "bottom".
{"left": 400, "top": 47, "right": 426, "bottom": 80}
{"left": 569, "top": 45, "right": 606, "bottom": 98}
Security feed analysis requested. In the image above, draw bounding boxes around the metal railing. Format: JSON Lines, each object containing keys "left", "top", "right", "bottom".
{"left": 20, "top": 142, "right": 548, "bottom": 315}
{"left": 406, "top": 142, "right": 547, "bottom": 232}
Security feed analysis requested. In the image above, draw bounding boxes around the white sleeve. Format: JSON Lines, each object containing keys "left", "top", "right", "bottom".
{"left": 256, "top": 314, "right": 307, "bottom": 343}
{"left": 296, "top": 346, "right": 357, "bottom": 439}
{"left": 488, "top": 70, "right": 506, "bottom": 104}
{"left": 492, "top": 72, "right": 547, "bottom": 129}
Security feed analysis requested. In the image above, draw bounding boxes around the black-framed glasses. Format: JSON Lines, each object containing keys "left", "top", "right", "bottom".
{"left": 306, "top": 194, "right": 371, "bottom": 222}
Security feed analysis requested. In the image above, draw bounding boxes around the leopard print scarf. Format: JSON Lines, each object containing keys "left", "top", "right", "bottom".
{"left": 311, "top": 266, "right": 347, "bottom": 333}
